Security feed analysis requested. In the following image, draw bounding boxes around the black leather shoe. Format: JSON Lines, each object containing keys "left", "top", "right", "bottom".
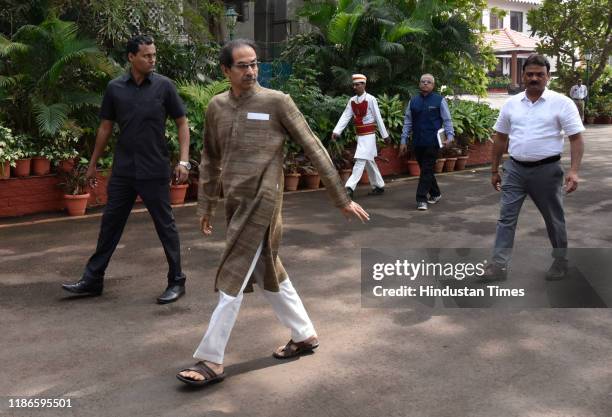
{"left": 477, "top": 263, "right": 507, "bottom": 283}
{"left": 157, "top": 284, "right": 185, "bottom": 304}
{"left": 346, "top": 187, "right": 354, "bottom": 199}
{"left": 368, "top": 187, "right": 385, "bottom": 196}
{"left": 545, "top": 259, "right": 568, "bottom": 281}
{"left": 61, "top": 278, "right": 103, "bottom": 296}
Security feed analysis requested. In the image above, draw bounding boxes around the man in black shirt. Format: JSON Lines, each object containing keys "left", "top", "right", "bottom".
{"left": 62, "top": 35, "right": 191, "bottom": 304}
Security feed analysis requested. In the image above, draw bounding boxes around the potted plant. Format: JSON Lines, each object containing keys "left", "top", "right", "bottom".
{"left": 585, "top": 102, "right": 596, "bottom": 124}
{"left": 13, "top": 134, "right": 35, "bottom": 177}
{"left": 441, "top": 146, "right": 459, "bottom": 172}
{"left": 57, "top": 163, "right": 91, "bottom": 216}
{"left": 405, "top": 152, "right": 420, "bottom": 176}
{"left": 283, "top": 151, "right": 301, "bottom": 191}
{"left": 434, "top": 157, "right": 446, "bottom": 173}
{"left": 0, "top": 125, "right": 18, "bottom": 179}
{"left": 455, "top": 146, "right": 469, "bottom": 170}
{"left": 31, "top": 138, "right": 53, "bottom": 176}
{"left": 326, "top": 139, "right": 353, "bottom": 182}
{"left": 51, "top": 126, "right": 81, "bottom": 173}
{"left": 165, "top": 126, "right": 192, "bottom": 205}
{"left": 297, "top": 156, "right": 321, "bottom": 190}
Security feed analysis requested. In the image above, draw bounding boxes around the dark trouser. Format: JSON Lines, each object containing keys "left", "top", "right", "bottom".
{"left": 83, "top": 175, "right": 185, "bottom": 285}
{"left": 492, "top": 159, "right": 567, "bottom": 267}
{"left": 414, "top": 145, "right": 440, "bottom": 202}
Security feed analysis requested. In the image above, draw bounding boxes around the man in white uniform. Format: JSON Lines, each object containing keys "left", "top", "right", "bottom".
{"left": 332, "top": 74, "right": 390, "bottom": 198}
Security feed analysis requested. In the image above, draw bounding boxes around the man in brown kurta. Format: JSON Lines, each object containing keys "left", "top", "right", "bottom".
{"left": 177, "top": 39, "right": 369, "bottom": 387}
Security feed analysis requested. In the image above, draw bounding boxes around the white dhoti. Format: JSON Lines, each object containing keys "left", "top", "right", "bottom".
{"left": 193, "top": 241, "right": 316, "bottom": 364}
{"left": 345, "top": 133, "right": 385, "bottom": 190}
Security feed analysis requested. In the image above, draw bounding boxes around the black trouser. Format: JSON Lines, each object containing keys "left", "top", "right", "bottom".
{"left": 414, "top": 145, "right": 440, "bottom": 202}
{"left": 83, "top": 175, "right": 185, "bottom": 285}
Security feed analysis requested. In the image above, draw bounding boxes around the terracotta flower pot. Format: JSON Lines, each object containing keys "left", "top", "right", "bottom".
{"left": 406, "top": 160, "right": 420, "bottom": 176}
{"left": 31, "top": 156, "right": 51, "bottom": 176}
{"left": 14, "top": 159, "right": 31, "bottom": 177}
{"left": 339, "top": 168, "right": 352, "bottom": 183}
{"left": 169, "top": 183, "right": 189, "bottom": 205}
{"left": 359, "top": 170, "right": 370, "bottom": 185}
{"left": 444, "top": 157, "right": 457, "bottom": 172}
{"left": 284, "top": 173, "right": 300, "bottom": 191}
{"left": 0, "top": 162, "right": 10, "bottom": 179}
{"left": 64, "top": 193, "right": 90, "bottom": 216}
{"left": 434, "top": 158, "right": 446, "bottom": 173}
{"left": 302, "top": 173, "right": 321, "bottom": 189}
{"left": 57, "top": 158, "right": 76, "bottom": 173}
{"left": 455, "top": 156, "right": 468, "bottom": 171}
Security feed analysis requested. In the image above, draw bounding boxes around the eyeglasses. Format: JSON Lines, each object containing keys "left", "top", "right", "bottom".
{"left": 233, "top": 61, "right": 259, "bottom": 71}
{"left": 420, "top": 80, "right": 433, "bottom": 84}
{"left": 353, "top": 82, "right": 365, "bottom": 86}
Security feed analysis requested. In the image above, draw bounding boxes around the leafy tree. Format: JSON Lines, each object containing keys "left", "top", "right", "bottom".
{"left": 53, "top": 0, "right": 224, "bottom": 81}
{"left": 527, "top": 0, "right": 611, "bottom": 92}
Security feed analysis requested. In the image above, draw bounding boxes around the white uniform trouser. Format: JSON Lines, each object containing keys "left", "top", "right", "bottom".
{"left": 193, "top": 241, "right": 316, "bottom": 364}
{"left": 345, "top": 159, "right": 385, "bottom": 191}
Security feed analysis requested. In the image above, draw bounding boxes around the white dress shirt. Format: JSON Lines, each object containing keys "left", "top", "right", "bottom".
{"left": 494, "top": 89, "right": 585, "bottom": 162}
{"left": 569, "top": 84, "right": 588, "bottom": 100}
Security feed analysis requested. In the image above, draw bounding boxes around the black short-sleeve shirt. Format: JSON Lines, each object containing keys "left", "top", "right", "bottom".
{"left": 99, "top": 72, "right": 186, "bottom": 179}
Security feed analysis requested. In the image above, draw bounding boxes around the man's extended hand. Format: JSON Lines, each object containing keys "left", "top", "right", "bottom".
{"left": 564, "top": 170, "right": 579, "bottom": 194}
{"left": 491, "top": 172, "right": 502, "bottom": 191}
{"left": 340, "top": 201, "right": 370, "bottom": 223}
{"left": 398, "top": 144, "right": 408, "bottom": 157}
{"left": 331, "top": 132, "right": 340, "bottom": 141}
{"left": 86, "top": 164, "right": 98, "bottom": 188}
{"left": 173, "top": 164, "right": 189, "bottom": 184}
{"left": 200, "top": 215, "right": 213, "bottom": 235}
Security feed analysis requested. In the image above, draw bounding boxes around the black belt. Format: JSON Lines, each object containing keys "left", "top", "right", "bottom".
{"left": 510, "top": 155, "right": 560, "bottom": 167}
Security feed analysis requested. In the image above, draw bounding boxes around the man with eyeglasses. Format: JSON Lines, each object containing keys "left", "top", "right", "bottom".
{"left": 332, "top": 74, "right": 389, "bottom": 198}
{"left": 399, "top": 74, "right": 454, "bottom": 211}
{"left": 176, "top": 39, "right": 370, "bottom": 387}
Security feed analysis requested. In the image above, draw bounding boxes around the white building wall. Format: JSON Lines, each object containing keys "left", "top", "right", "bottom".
{"left": 485, "top": 0, "right": 541, "bottom": 33}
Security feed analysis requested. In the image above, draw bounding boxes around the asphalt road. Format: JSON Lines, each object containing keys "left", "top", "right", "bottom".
{"left": 1, "top": 125, "right": 611, "bottom": 417}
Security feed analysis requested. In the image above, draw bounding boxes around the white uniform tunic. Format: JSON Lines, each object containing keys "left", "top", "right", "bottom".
{"left": 333, "top": 93, "right": 389, "bottom": 161}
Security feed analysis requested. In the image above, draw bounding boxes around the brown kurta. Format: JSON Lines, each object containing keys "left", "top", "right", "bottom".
{"left": 198, "top": 84, "right": 350, "bottom": 296}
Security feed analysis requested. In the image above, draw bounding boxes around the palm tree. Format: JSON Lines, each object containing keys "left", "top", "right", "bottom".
{"left": 287, "top": 0, "right": 487, "bottom": 96}
{"left": 0, "top": 16, "right": 120, "bottom": 139}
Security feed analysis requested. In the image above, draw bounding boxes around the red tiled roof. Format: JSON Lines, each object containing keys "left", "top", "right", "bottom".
{"left": 484, "top": 27, "right": 539, "bottom": 52}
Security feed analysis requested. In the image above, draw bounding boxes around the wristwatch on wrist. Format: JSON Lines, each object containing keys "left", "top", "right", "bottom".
{"left": 178, "top": 160, "right": 191, "bottom": 170}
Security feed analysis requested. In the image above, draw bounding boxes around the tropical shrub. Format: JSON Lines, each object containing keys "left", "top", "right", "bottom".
{"left": 487, "top": 76, "right": 511, "bottom": 89}
{"left": 0, "top": 16, "right": 120, "bottom": 140}
{"left": 448, "top": 100, "right": 499, "bottom": 145}
{"left": 285, "top": 0, "right": 494, "bottom": 97}
{"left": 0, "top": 124, "right": 18, "bottom": 167}
{"left": 377, "top": 93, "right": 405, "bottom": 144}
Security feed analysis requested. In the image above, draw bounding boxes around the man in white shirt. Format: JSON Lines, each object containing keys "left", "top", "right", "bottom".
{"left": 569, "top": 79, "right": 588, "bottom": 121}
{"left": 483, "top": 54, "right": 585, "bottom": 281}
{"left": 332, "top": 74, "right": 390, "bottom": 198}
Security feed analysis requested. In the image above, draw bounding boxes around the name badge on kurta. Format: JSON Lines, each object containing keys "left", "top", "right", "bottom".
{"left": 247, "top": 112, "right": 270, "bottom": 121}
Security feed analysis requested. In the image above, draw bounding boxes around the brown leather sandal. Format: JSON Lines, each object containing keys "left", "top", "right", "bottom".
{"left": 176, "top": 361, "right": 226, "bottom": 386}
{"left": 273, "top": 338, "right": 319, "bottom": 359}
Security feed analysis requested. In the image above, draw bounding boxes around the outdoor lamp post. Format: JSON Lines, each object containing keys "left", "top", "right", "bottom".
{"left": 584, "top": 50, "right": 592, "bottom": 117}
{"left": 225, "top": 7, "right": 239, "bottom": 40}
